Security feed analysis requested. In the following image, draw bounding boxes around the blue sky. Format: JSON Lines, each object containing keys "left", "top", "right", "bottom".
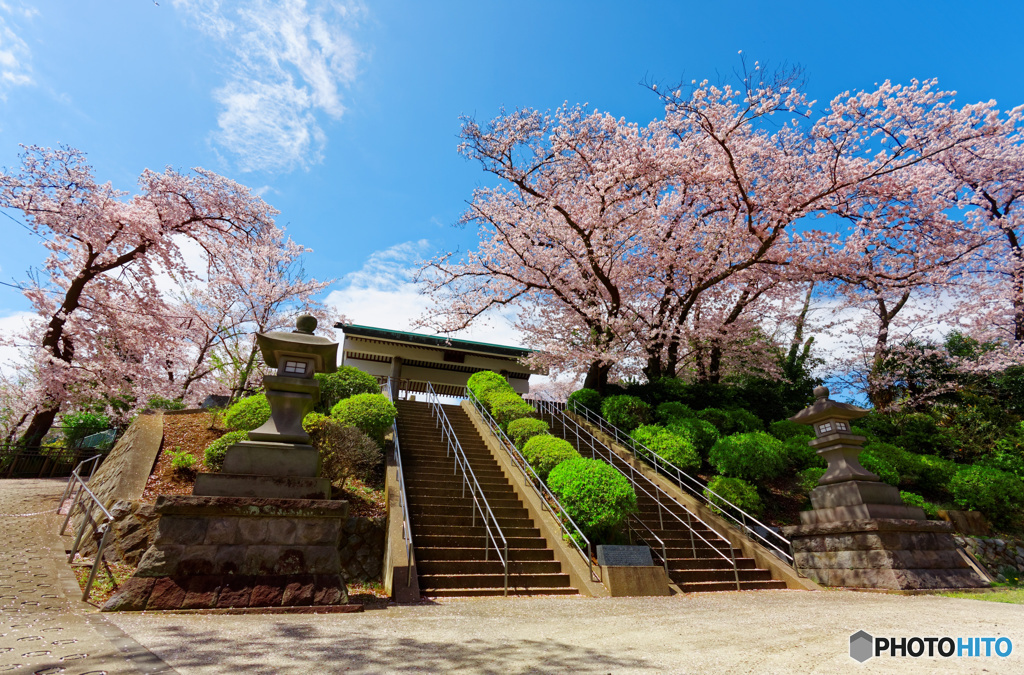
{"left": 2, "top": 0, "right": 1023, "bottom": 353}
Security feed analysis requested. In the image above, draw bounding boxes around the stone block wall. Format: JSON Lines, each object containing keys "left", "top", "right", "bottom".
{"left": 76, "top": 500, "right": 159, "bottom": 566}
{"left": 956, "top": 535, "right": 1024, "bottom": 583}
{"left": 338, "top": 516, "right": 385, "bottom": 583}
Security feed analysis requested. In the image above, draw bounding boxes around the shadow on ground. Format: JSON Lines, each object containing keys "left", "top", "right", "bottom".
{"left": 139, "top": 619, "right": 649, "bottom": 673}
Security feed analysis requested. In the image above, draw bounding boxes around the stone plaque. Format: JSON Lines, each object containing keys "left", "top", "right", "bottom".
{"left": 596, "top": 545, "right": 654, "bottom": 567}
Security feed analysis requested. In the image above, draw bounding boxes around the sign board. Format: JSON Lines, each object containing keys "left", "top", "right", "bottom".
{"left": 596, "top": 545, "right": 654, "bottom": 567}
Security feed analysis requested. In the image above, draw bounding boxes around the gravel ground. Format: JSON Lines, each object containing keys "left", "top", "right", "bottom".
{"left": 108, "top": 589, "right": 1023, "bottom": 674}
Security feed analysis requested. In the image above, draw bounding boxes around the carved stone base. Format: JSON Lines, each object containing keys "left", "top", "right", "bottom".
{"left": 103, "top": 495, "right": 350, "bottom": 611}
{"left": 782, "top": 519, "right": 988, "bottom": 590}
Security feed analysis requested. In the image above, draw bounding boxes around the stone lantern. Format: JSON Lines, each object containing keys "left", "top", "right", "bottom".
{"left": 193, "top": 314, "right": 339, "bottom": 500}
{"left": 781, "top": 387, "right": 987, "bottom": 590}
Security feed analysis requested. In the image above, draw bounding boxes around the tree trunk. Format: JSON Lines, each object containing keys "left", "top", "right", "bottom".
{"left": 19, "top": 406, "right": 60, "bottom": 446}
{"left": 582, "top": 360, "right": 611, "bottom": 394}
{"left": 230, "top": 342, "right": 261, "bottom": 404}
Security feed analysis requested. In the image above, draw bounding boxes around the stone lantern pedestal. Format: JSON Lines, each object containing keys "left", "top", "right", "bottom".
{"left": 781, "top": 387, "right": 986, "bottom": 590}
{"left": 104, "top": 316, "right": 358, "bottom": 611}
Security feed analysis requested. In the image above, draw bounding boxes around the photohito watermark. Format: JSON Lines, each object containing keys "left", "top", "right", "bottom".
{"left": 850, "top": 630, "right": 1013, "bottom": 663}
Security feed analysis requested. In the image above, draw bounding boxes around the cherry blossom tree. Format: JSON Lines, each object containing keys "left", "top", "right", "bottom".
{"left": 0, "top": 145, "right": 285, "bottom": 443}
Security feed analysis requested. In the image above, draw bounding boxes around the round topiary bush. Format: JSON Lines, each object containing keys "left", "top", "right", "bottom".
{"left": 949, "top": 465, "right": 1024, "bottom": 528}
{"left": 488, "top": 390, "right": 536, "bottom": 429}
{"left": 781, "top": 435, "right": 825, "bottom": 471}
{"left": 600, "top": 395, "right": 651, "bottom": 432}
{"left": 314, "top": 367, "right": 379, "bottom": 414}
{"left": 695, "top": 407, "right": 735, "bottom": 435}
{"left": 797, "top": 466, "right": 826, "bottom": 493}
{"left": 467, "top": 370, "right": 513, "bottom": 407}
{"left": 305, "top": 415, "right": 383, "bottom": 489}
{"left": 899, "top": 491, "right": 940, "bottom": 519}
{"left": 567, "top": 388, "right": 603, "bottom": 415}
{"left": 224, "top": 394, "right": 271, "bottom": 431}
{"left": 859, "top": 450, "right": 900, "bottom": 486}
{"left": 667, "top": 417, "right": 719, "bottom": 457}
{"left": 508, "top": 418, "right": 550, "bottom": 449}
{"left": 708, "top": 432, "right": 787, "bottom": 482}
{"left": 728, "top": 409, "right": 764, "bottom": 433}
{"left": 631, "top": 424, "right": 700, "bottom": 472}
{"left": 522, "top": 435, "right": 580, "bottom": 480}
{"left": 203, "top": 430, "right": 248, "bottom": 472}
{"left": 768, "top": 419, "right": 814, "bottom": 442}
{"left": 331, "top": 392, "right": 398, "bottom": 444}
{"left": 655, "top": 401, "right": 694, "bottom": 426}
{"left": 704, "top": 475, "right": 763, "bottom": 517}
{"left": 547, "top": 457, "right": 637, "bottom": 544}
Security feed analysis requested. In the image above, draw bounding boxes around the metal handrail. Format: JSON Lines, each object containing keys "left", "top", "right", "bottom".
{"left": 465, "top": 387, "right": 600, "bottom": 583}
{"left": 382, "top": 378, "right": 416, "bottom": 587}
{"left": 534, "top": 399, "right": 744, "bottom": 590}
{"left": 424, "top": 382, "right": 510, "bottom": 595}
{"left": 626, "top": 517, "right": 669, "bottom": 576}
{"left": 57, "top": 454, "right": 115, "bottom": 602}
{"left": 551, "top": 399, "right": 794, "bottom": 565}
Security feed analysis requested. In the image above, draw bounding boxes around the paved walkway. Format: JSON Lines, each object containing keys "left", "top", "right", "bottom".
{"left": 4, "top": 478, "right": 1022, "bottom": 674}
{"left": 0, "top": 478, "right": 171, "bottom": 675}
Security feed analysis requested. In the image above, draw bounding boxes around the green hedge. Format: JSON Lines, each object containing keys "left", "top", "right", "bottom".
{"left": 768, "top": 420, "right": 814, "bottom": 442}
{"left": 781, "top": 435, "right": 825, "bottom": 471}
{"left": 865, "top": 442, "right": 957, "bottom": 498}
{"left": 667, "top": 417, "right": 719, "bottom": 457}
{"left": 601, "top": 395, "right": 651, "bottom": 432}
{"left": 859, "top": 450, "right": 900, "bottom": 486}
{"left": 331, "top": 393, "right": 398, "bottom": 444}
{"left": 203, "top": 430, "right": 248, "bottom": 472}
{"left": 508, "top": 418, "right": 550, "bottom": 449}
{"left": 655, "top": 401, "right": 694, "bottom": 425}
{"left": 708, "top": 432, "right": 787, "bottom": 482}
{"left": 797, "top": 466, "right": 826, "bottom": 492}
{"left": 522, "top": 435, "right": 580, "bottom": 480}
{"left": 631, "top": 424, "right": 700, "bottom": 472}
{"left": 567, "top": 388, "right": 603, "bottom": 414}
{"left": 949, "top": 466, "right": 1024, "bottom": 528}
{"left": 467, "top": 371, "right": 513, "bottom": 407}
{"left": 488, "top": 390, "right": 536, "bottom": 429}
{"left": 704, "top": 476, "right": 763, "bottom": 517}
{"left": 224, "top": 394, "right": 271, "bottom": 431}
{"left": 314, "top": 367, "right": 379, "bottom": 414}
{"left": 547, "top": 457, "right": 637, "bottom": 544}
{"left": 900, "top": 491, "right": 940, "bottom": 519}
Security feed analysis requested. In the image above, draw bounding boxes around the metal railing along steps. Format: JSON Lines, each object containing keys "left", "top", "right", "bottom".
{"left": 394, "top": 391, "right": 577, "bottom": 597}
{"left": 534, "top": 399, "right": 788, "bottom": 592}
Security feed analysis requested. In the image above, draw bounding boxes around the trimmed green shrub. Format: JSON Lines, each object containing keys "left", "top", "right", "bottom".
{"left": 899, "top": 491, "right": 940, "bottom": 519}
{"left": 797, "top": 467, "right": 826, "bottom": 493}
{"left": 667, "top": 417, "right": 719, "bottom": 457}
{"left": 864, "top": 442, "right": 956, "bottom": 497}
{"left": 695, "top": 408, "right": 735, "bottom": 435}
{"left": 168, "top": 447, "right": 196, "bottom": 477}
{"left": 522, "top": 435, "right": 580, "bottom": 480}
{"left": 949, "top": 466, "right": 1024, "bottom": 528}
{"left": 567, "top": 388, "right": 603, "bottom": 415}
{"left": 859, "top": 450, "right": 900, "bottom": 486}
{"left": 508, "top": 418, "right": 550, "bottom": 449}
{"left": 204, "top": 430, "right": 247, "bottom": 472}
{"left": 306, "top": 414, "right": 382, "bottom": 489}
{"left": 467, "top": 370, "right": 513, "bottom": 407}
{"left": 601, "top": 395, "right": 650, "bottom": 432}
{"left": 314, "top": 367, "right": 379, "bottom": 414}
{"left": 224, "top": 394, "right": 271, "bottom": 431}
{"left": 331, "top": 393, "right": 398, "bottom": 443}
{"left": 655, "top": 401, "right": 694, "bottom": 425}
{"left": 147, "top": 396, "right": 186, "bottom": 411}
{"left": 488, "top": 390, "right": 536, "bottom": 429}
{"left": 547, "top": 457, "right": 637, "bottom": 544}
{"left": 704, "top": 476, "right": 763, "bottom": 517}
{"left": 631, "top": 424, "right": 700, "bottom": 472}
{"left": 781, "top": 435, "right": 825, "bottom": 470}
{"left": 61, "top": 411, "right": 111, "bottom": 447}
{"left": 728, "top": 408, "right": 764, "bottom": 433}
{"left": 708, "top": 432, "right": 787, "bottom": 482}
{"left": 768, "top": 420, "right": 814, "bottom": 442}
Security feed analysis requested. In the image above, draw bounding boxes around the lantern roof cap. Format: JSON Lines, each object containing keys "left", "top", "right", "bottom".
{"left": 789, "top": 386, "right": 870, "bottom": 426}
{"left": 256, "top": 315, "right": 338, "bottom": 373}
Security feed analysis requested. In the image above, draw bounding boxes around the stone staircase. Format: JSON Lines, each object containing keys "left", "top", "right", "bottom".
{"left": 542, "top": 413, "right": 788, "bottom": 593}
{"left": 395, "top": 400, "right": 577, "bottom": 597}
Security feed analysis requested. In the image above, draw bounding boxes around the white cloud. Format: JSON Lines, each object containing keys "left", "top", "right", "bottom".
{"left": 0, "top": 310, "right": 33, "bottom": 375}
{"left": 172, "top": 0, "right": 363, "bottom": 173}
{"left": 0, "top": 2, "right": 34, "bottom": 98}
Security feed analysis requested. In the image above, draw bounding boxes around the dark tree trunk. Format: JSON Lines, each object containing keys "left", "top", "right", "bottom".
{"left": 583, "top": 360, "right": 611, "bottom": 394}
{"left": 19, "top": 406, "right": 60, "bottom": 446}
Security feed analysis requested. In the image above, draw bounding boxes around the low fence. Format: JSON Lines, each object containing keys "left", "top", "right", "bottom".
{"left": 2, "top": 428, "right": 117, "bottom": 479}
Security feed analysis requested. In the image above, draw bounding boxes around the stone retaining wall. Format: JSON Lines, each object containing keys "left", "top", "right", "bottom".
{"left": 88, "top": 499, "right": 385, "bottom": 583}
{"left": 956, "top": 535, "right": 1024, "bottom": 583}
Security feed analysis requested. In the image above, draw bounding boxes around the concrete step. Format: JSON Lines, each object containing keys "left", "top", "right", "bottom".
{"left": 414, "top": 534, "right": 549, "bottom": 549}
{"left": 419, "top": 572, "right": 572, "bottom": 590}
{"left": 415, "top": 547, "right": 555, "bottom": 562}
{"left": 421, "top": 587, "right": 579, "bottom": 597}
{"left": 669, "top": 567, "right": 775, "bottom": 584}
{"left": 410, "top": 523, "right": 541, "bottom": 538}
{"left": 418, "top": 559, "right": 564, "bottom": 576}
{"left": 410, "top": 504, "right": 531, "bottom": 520}
{"left": 675, "top": 580, "right": 789, "bottom": 593}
